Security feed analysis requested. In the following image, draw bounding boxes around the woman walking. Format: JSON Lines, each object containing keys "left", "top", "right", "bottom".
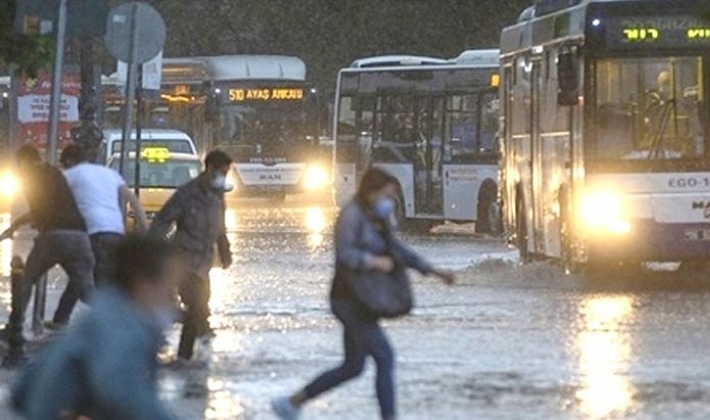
{"left": 272, "top": 168, "right": 455, "bottom": 420}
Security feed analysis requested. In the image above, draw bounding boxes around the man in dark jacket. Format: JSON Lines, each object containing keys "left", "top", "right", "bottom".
{"left": 149, "top": 150, "right": 233, "bottom": 361}
{"left": 0, "top": 146, "right": 95, "bottom": 351}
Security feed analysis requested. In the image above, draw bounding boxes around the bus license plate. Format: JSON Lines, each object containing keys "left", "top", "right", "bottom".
{"left": 684, "top": 229, "right": 710, "bottom": 241}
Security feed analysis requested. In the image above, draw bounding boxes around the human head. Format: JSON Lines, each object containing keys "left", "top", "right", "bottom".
{"left": 115, "top": 235, "right": 184, "bottom": 318}
{"left": 356, "top": 167, "right": 399, "bottom": 207}
{"left": 204, "top": 150, "right": 233, "bottom": 175}
{"left": 657, "top": 71, "right": 671, "bottom": 92}
{"left": 15, "top": 145, "right": 42, "bottom": 175}
{"left": 60, "top": 144, "right": 87, "bottom": 169}
{"left": 204, "top": 150, "right": 233, "bottom": 191}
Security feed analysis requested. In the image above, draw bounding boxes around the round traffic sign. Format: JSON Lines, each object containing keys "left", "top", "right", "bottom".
{"left": 105, "top": 2, "right": 166, "bottom": 64}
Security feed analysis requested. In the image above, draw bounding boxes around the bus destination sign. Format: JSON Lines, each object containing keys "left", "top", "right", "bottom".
{"left": 228, "top": 88, "right": 305, "bottom": 102}
{"left": 605, "top": 15, "right": 710, "bottom": 49}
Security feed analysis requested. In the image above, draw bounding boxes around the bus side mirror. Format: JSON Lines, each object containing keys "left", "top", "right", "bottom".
{"left": 557, "top": 52, "right": 579, "bottom": 106}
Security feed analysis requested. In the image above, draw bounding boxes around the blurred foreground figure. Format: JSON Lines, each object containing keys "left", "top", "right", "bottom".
{"left": 149, "top": 150, "right": 233, "bottom": 362}
{"left": 272, "top": 168, "right": 455, "bottom": 420}
{"left": 50, "top": 144, "right": 149, "bottom": 329}
{"left": 12, "top": 235, "right": 182, "bottom": 420}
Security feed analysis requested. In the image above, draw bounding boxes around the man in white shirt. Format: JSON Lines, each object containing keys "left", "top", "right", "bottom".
{"left": 50, "top": 144, "right": 149, "bottom": 327}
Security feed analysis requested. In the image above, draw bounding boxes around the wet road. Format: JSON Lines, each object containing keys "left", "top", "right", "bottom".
{"left": 2, "top": 203, "right": 710, "bottom": 419}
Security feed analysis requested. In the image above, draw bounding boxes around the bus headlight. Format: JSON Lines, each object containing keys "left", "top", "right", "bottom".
{"left": 303, "top": 165, "right": 328, "bottom": 191}
{"left": 580, "top": 191, "right": 630, "bottom": 234}
{"left": 0, "top": 173, "right": 19, "bottom": 199}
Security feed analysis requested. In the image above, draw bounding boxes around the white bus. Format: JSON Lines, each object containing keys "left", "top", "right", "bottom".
{"left": 333, "top": 50, "right": 502, "bottom": 232}
{"left": 500, "top": 0, "right": 710, "bottom": 266}
{"left": 103, "top": 55, "right": 329, "bottom": 201}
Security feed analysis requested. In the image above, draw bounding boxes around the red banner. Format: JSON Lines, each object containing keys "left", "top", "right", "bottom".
{"left": 13, "top": 69, "right": 81, "bottom": 150}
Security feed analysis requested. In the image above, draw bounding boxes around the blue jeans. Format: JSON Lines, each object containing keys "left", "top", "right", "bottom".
{"left": 304, "top": 300, "right": 395, "bottom": 419}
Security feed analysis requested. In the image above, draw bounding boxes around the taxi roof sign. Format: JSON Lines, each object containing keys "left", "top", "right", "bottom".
{"left": 141, "top": 147, "right": 170, "bottom": 163}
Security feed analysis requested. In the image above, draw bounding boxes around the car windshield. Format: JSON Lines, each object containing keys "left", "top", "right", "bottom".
{"left": 110, "top": 158, "right": 202, "bottom": 188}
{"left": 592, "top": 55, "right": 710, "bottom": 171}
{"left": 111, "top": 139, "right": 194, "bottom": 155}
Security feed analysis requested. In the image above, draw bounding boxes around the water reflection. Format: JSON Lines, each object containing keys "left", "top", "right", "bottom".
{"left": 576, "top": 296, "right": 635, "bottom": 418}
{"left": 224, "top": 208, "right": 238, "bottom": 244}
{"left": 305, "top": 207, "right": 326, "bottom": 249}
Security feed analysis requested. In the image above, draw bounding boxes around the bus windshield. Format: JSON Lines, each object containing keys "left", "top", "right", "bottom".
{"left": 211, "top": 84, "right": 320, "bottom": 161}
{"left": 217, "top": 101, "right": 315, "bottom": 148}
{"left": 593, "top": 55, "right": 710, "bottom": 170}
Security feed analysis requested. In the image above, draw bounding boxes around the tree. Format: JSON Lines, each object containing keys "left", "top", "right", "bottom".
{"left": 0, "top": 0, "right": 53, "bottom": 75}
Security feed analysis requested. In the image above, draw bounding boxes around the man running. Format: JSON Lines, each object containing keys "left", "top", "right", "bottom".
{"left": 49, "top": 144, "right": 149, "bottom": 328}
{"left": 0, "top": 146, "right": 95, "bottom": 345}
{"left": 149, "top": 150, "right": 233, "bottom": 363}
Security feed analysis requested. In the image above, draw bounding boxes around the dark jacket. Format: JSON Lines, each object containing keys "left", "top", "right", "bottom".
{"left": 330, "top": 200, "right": 433, "bottom": 301}
{"left": 149, "top": 175, "right": 231, "bottom": 277}
{"left": 24, "top": 163, "right": 86, "bottom": 233}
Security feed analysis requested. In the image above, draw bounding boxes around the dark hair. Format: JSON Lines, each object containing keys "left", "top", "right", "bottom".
{"left": 355, "top": 167, "right": 398, "bottom": 204}
{"left": 15, "top": 145, "right": 41, "bottom": 165}
{"left": 204, "top": 150, "right": 233, "bottom": 171}
{"left": 60, "top": 144, "right": 87, "bottom": 167}
{"left": 115, "top": 235, "right": 180, "bottom": 292}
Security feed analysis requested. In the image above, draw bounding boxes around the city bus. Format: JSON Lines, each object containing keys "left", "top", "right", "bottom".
{"left": 499, "top": 0, "right": 710, "bottom": 267}
{"left": 333, "top": 50, "right": 501, "bottom": 232}
{"left": 199, "top": 55, "right": 328, "bottom": 201}
{"left": 103, "top": 55, "right": 328, "bottom": 201}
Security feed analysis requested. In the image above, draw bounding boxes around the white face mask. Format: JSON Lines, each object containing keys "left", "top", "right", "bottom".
{"left": 210, "top": 174, "right": 234, "bottom": 192}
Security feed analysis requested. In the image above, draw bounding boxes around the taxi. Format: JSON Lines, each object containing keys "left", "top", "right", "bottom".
{"left": 107, "top": 148, "right": 202, "bottom": 226}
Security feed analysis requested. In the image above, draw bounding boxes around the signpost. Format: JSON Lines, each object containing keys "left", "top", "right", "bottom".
{"left": 10, "top": 0, "right": 110, "bottom": 342}
{"left": 105, "top": 2, "right": 166, "bottom": 179}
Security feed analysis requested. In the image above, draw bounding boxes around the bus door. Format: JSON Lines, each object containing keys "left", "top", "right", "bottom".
{"left": 413, "top": 96, "right": 445, "bottom": 216}
{"left": 530, "top": 58, "right": 544, "bottom": 253}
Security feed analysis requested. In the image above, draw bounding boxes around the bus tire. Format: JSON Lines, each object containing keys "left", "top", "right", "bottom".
{"left": 516, "top": 195, "right": 531, "bottom": 262}
{"left": 476, "top": 181, "right": 499, "bottom": 235}
{"left": 392, "top": 188, "right": 407, "bottom": 230}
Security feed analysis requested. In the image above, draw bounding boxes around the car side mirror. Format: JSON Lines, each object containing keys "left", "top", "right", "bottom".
{"left": 557, "top": 52, "right": 579, "bottom": 106}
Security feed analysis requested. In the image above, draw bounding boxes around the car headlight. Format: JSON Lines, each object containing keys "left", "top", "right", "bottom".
{"left": 580, "top": 191, "right": 631, "bottom": 234}
{"left": 0, "top": 173, "right": 19, "bottom": 199}
{"left": 303, "top": 165, "right": 329, "bottom": 191}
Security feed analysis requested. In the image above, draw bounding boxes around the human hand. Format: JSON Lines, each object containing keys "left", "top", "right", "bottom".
{"left": 369, "top": 255, "right": 395, "bottom": 273}
{"left": 433, "top": 269, "right": 456, "bottom": 285}
{"left": 222, "top": 255, "right": 233, "bottom": 270}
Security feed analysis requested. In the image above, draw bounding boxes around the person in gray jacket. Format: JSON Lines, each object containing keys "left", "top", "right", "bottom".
{"left": 149, "top": 150, "right": 233, "bottom": 362}
{"left": 12, "top": 235, "right": 183, "bottom": 420}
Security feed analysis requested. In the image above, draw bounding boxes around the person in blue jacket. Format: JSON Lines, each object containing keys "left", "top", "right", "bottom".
{"left": 273, "top": 167, "right": 455, "bottom": 420}
{"left": 12, "top": 235, "right": 183, "bottom": 420}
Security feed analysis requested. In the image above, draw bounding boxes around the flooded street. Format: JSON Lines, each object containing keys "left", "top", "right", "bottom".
{"left": 2, "top": 203, "right": 710, "bottom": 419}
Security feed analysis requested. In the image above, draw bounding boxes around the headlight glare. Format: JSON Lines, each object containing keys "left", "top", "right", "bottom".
{"left": 581, "top": 191, "right": 630, "bottom": 234}
{"left": 303, "top": 165, "right": 328, "bottom": 191}
{"left": 0, "top": 173, "right": 19, "bottom": 199}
